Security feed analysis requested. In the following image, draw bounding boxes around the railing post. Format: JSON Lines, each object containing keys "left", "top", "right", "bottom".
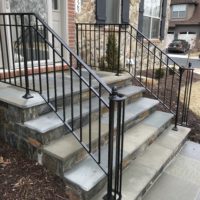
{"left": 104, "top": 87, "right": 126, "bottom": 200}
{"left": 116, "top": 25, "right": 121, "bottom": 76}
{"left": 21, "top": 14, "right": 33, "bottom": 99}
{"left": 173, "top": 67, "right": 185, "bottom": 131}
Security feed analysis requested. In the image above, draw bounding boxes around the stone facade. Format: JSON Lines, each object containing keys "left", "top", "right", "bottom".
{"left": 75, "top": 0, "right": 96, "bottom": 23}
{"left": 75, "top": 0, "right": 171, "bottom": 72}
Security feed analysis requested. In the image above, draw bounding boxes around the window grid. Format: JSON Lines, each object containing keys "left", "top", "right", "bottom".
{"left": 143, "top": 0, "right": 163, "bottom": 39}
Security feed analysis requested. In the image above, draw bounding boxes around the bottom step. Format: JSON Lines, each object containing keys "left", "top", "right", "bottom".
{"left": 143, "top": 141, "right": 200, "bottom": 200}
{"left": 91, "top": 125, "right": 190, "bottom": 200}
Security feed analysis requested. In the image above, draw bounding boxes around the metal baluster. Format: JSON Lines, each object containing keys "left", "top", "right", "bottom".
{"left": 22, "top": 14, "right": 33, "bottom": 99}
{"left": 0, "top": 28, "right": 6, "bottom": 82}
{"left": 116, "top": 25, "right": 121, "bottom": 76}
{"left": 163, "top": 57, "right": 169, "bottom": 105}
{"left": 79, "top": 61, "right": 83, "bottom": 142}
{"left": 139, "top": 36, "right": 144, "bottom": 81}
{"left": 61, "top": 44, "right": 66, "bottom": 121}
{"left": 9, "top": 15, "right": 16, "bottom": 86}
{"left": 89, "top": 73, "right": 92, "bottom": 152}
{"left": 36, "top": 19, "right": 42, "bottom": 93}
{"left": 98, "top": 83, "right": 102, "bottom": 164}
{"left": 52, "top": 35, "right": 57, "bottom": 111}
{"left": 145, "top": 41, "right": 150, "bottom": 87}
{"left": 169, "top": 63, "right": 175, "bottom": 110}
{"left": 70, "top": 54, "right": 74, "bottom": 131}
{"left": 157, "top": 51, "right": 162, "bottom": 98}
{"left": 15, "top": 15, "right": 22, "bottom": 86}
{"left": 3, "top": 15, "right": 11, "bottom": 84}
{"left": 28, "top": 15, "right": 35, "bottom": 91}
{"left": 44, "top": 26, "right": 50, "bottom": 102}
{"left": 173, "top": 67, "right": 184, "bottom": 130}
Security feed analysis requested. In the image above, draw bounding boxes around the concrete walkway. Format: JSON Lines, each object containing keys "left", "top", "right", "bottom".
{"left": 143, "top": 141, "right": 200, "bottom": 200}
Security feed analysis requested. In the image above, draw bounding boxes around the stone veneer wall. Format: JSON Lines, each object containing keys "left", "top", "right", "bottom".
{"left": 0, "top": 100, "right": 50, "bottom": 160}
{"left": 75, "top": 0, "right": 171, "bottom": 71}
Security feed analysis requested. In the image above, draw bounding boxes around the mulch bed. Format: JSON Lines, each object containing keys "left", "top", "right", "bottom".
{"left": 133, "top": 69, "right": 200, "bottom": 142}
{"left": 0, "top": 140, "right": 69, "bottom": 200}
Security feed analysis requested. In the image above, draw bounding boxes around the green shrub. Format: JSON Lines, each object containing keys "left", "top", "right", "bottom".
{"left": 155, "top": 68, "right": 165, "bottom": 79}
{"left": 169, "top": 66, "right": 176, "bottom": 75}
{"left": 105, "top": 33, "right": 120, "bottom": 72}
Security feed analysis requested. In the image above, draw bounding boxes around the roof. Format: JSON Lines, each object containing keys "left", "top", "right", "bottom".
{"left": 169, "top": 0, "right": 200, "bottom": 27}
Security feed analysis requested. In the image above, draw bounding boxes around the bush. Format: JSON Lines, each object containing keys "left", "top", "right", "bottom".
{"left": 155, "top": 68, "right": 165, "bottom": 79}
{"left": 169, "top": 66, "right": 176, "bottom": 75}
{"left": 105, "top": 33, "right": 120, "bottom": 72}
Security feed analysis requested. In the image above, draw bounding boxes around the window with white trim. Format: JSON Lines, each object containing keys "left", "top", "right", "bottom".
{"left": 172, "top": 4, "right": 187, "bottom": 19}
{"left": 142, "top": 0, "right": 162, "bottom": 39}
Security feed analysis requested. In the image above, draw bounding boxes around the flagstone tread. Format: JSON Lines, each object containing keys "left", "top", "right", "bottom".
{"left": 22, "top": 87, "right": 149, "bottom": 134}
{"left": 90, "top": 126, "right": 190, "bottom": 200}
{"left": 62, "top": 112, "right": 174, "bottom": 198}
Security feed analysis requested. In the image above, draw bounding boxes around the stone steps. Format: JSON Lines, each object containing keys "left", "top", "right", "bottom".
{"left": 51, "top": 111, "right": 173, "bottom": 200}
{"left": 42, "top": 98, "right": 160, "bottom": 176}
{"left": 0, "top": 72, "right": 133, "bottom": 122}
{"left": 17, "top": 85, "right": 146, "bottom": 146}
{"left": 90, "top": 125, "right": 190, "bottom": 200}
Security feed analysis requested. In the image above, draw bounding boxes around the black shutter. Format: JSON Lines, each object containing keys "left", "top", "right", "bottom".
{"left": 96, "top": 0, "right": 106, "bottom": 23}
{"left": 138, "top": 0, "right": 144, "bottom": 33}
{"left": 160, "top": 0, "right": 167, "bottom": 40}
{"left": 121, "top": 0, "right": 130, "bottom": 24}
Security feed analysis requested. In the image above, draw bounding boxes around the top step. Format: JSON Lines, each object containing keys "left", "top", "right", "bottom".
{"left": 0, "top": 71, "right": 133, "bottom": 122}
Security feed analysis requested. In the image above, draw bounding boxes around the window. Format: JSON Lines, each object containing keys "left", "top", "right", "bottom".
{"left": 52, "top": 0, "right": 59, "bottom": 11}
{"left": 96, "top": 0, "right": 129, "bottom": 24}
{"left": 142, "top": 0, "right": 162, "bottom": 39}
{"left": 106, "top": 0, "right": 120, "bottom": 23}
{"left": 172, "top": 5, "right": 186, "bottom": 19}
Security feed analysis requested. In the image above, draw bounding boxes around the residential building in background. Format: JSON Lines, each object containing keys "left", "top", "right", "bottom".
{"left": 167, "top": 0, "right": 200, "bottom": 51}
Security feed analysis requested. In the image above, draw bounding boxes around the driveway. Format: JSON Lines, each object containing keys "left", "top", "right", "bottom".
{"left": 167, "top": 53, "right": 200, "bottom": 68}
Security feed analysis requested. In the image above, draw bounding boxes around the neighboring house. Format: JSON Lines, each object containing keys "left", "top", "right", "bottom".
{"left": 167, "top": 0, "right": 200, "bottom": 50}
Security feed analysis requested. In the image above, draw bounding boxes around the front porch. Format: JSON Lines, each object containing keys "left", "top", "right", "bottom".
{"left": 0, "top": 12, "right": 195, "bottom": 200}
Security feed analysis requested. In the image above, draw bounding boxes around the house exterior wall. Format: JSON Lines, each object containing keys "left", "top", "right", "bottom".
{"left": 170, "top": 4, "right": 195, "bottom": 21}
{"left": 68, "top": 0, "right": 76, "bottom": 49}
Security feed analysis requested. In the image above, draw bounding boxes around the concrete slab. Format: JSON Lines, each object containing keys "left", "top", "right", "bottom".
{"left": 155, "top": 125, "right": 189, "bottom": 150}
{"left": 165, "top": 155, "right": 200, "bottom": 187}
{"left": 122, "top": 163, "right": 156, "bottom": 200}
{"left": 180, "top": 141, "right": 200, "bottom": 162}
{"left": 134, "top": 143, "right": 172, "bottom": 171}
{"left": 143, "top": 111, "right": 173, "bottom": 128}
{"left": 0, "top": 86, "right": 45, "bottom": 108}
{"left": 143, "top": 172, "right": 199, "bottom": 200}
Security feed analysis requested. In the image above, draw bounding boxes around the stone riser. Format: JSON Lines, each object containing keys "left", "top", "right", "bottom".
{"left": 17, "top": 84, "right": 145, "bottom": 147}
{"left": 135, "top": 136, "right": 187, "bottom": 200}
{"left": 13, "top": 76, "right": 133, "bottom": 122}
{"left": 73, "top": 118, "right": 173, "bottom": 200}
{"left": 42, "top": 103, "right": 159, "bottom": 178}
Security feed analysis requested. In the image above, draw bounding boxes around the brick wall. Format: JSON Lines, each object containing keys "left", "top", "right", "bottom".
{"left": 68, "top": 0, "right": 75, "bottom": 49}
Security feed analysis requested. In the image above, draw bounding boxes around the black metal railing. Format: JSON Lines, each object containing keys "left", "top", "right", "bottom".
{"left": 76, "top": 23, "right": 194, "bottom": 128}
{"left": 0, "top": 13, "right": 125, "bottom": 199}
